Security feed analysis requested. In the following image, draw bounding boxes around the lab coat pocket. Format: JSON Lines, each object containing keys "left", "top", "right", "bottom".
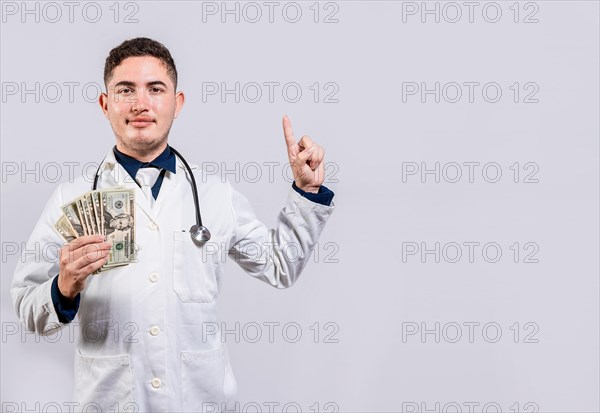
{"left": 172, "top": 231, "right": 219, "bottom": 303}
{"left": 74, "top": 351, "right": 133, "bottom": 409}
{"left": 181, "top": 345, "right": 237, "bottom": 412}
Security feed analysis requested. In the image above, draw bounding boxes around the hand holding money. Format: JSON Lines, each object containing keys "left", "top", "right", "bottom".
{"left": 55, "top": 188, "right": 136, "bottom": 272}
{"left": 57, "top": 235, "right": 112, "bottom": 299}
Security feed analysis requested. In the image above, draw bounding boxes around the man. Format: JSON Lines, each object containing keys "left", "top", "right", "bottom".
{"left": 11, "top": 38, "right": 335, "bottom": 412}
{"left": 106, "top": 212, "right": 133, "bottom": 235}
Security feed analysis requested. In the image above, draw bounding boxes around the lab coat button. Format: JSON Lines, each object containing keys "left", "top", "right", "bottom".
{"left": 151, "top": 378, "right": 161, "bottom": 389}
{"left": 150, "top": 326, "right": 160, "bottom": 336}
{"left": 148, "top": 222, "right": 158, "bottom": 230}
{"left": 149, "top": 272, "right": 159, "bottom": 283}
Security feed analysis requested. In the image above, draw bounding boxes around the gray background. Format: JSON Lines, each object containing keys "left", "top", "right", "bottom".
{"left": 1, "top": 1, "right": 599, "bottom": 412}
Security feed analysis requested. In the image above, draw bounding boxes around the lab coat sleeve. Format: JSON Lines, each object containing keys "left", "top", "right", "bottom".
{"left": 227, "top": 181, "right": 335, "bottom": 288}
{"left": 10, "top": 185, "right": 69, "bottom": 335}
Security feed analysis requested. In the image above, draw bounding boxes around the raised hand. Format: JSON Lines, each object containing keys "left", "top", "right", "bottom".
{"left": 282, "top": 115, "right": 325, "bottom": 194}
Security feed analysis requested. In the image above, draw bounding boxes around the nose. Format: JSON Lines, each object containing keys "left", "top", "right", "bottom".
{"left": 131, "top": 90, "right": 150, "bottom": 112}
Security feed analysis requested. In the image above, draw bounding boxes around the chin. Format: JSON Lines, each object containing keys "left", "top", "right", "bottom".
{"left": 128, "top": 133, "right": 161, "bottom": 144}
{"left": 127, "top": 135, "right": 167, "bottom": 153}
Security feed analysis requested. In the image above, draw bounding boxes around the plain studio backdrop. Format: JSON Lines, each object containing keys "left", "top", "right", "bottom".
{"left": 1, "top": 1, "right": 598, "bottom": 412}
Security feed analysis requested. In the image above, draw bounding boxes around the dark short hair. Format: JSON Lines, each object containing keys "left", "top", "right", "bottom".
{"left": 103, "top": 37, "right": 178, "bottom": 91}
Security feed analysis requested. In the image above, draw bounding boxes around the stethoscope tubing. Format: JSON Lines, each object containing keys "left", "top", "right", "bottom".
{"left": 92, "top": 146, "right": 205, "bottom": 230}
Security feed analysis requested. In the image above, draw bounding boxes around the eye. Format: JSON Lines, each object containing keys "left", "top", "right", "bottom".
{"left": 150, "top": 87, "right": 164, "bottom": 93}
{"left": 117, "top": 87, "right": 133, "bottom": 94}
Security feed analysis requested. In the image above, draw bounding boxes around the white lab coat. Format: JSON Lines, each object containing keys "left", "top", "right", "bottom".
{"left": 11, "top": 148, "right": 335, "bottom": 412}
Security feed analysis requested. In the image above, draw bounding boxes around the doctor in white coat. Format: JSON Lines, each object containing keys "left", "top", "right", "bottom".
{"left": 11, "top": 37, "right": 335, "bottom": 412}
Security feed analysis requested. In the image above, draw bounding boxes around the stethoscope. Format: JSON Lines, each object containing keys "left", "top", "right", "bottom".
{"left": 92, "top": 146, "right": 211, "bottom": 245}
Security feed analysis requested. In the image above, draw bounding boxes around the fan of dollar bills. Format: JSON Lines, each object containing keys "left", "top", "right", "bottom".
{"left": 55, "top": 188, "right": 136, "bottom": 270}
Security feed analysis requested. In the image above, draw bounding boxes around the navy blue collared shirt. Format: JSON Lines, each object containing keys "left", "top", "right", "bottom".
{"left": 113, "top": 145, "right": 176, "bottom": 199}
{"left": 51, "top": 146, "right": 335, "bottom": 322}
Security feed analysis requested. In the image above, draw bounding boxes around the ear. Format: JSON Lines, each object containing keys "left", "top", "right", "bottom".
{"left": 99, "top": 92, "right": 109, "bottom": 119}
{"left": 174, "top": 91, "right": 185, "bottom": 119}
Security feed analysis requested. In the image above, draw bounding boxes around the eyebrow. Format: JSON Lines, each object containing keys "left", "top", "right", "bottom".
{"left": 113, "top": 80, "right": 169, "bottom": 89}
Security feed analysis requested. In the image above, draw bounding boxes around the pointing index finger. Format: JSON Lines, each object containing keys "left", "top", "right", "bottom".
{"left": 282, "top": 114, "right": 296, "bottom": 149}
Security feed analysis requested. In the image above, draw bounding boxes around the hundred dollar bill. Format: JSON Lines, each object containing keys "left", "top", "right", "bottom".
{"left": 101, "top": 188, "right": 136, "bottom": 267}
{"left": 62, "top": 200, "right": 86, "bottom": 237}
{"left": 54, "top": 215, "right": 78, "bottom": 242}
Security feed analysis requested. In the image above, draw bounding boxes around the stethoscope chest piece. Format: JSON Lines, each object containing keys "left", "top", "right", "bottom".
{"left": 190, "top": 224, "right": 211, "bottom": 246}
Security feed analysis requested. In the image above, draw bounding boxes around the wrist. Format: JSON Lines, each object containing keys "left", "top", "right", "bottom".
{"left": 57, "top": 276, "right": 78, "bottom": 301}
{"left": 295, "top": 182, "right": 320, "bottom": 194}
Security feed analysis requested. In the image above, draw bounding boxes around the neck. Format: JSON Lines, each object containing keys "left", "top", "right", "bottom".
{"left": 116, "top": 142, "right": 168, "bottom": 163}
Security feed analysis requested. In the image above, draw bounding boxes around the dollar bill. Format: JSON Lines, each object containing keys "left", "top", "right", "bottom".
{"left": 85, "top": 193, "right": 100, "bottom": 236}
{"left": 101, "top": 188, "right": 136, "bottom": 267}
{"left": 81, "top": 196, "right": 94, "bottom": 235}
{"left": 54, "top": 215, "right": 78, "bottom": 242}
{"left": 92, "top": 192, "right": 104, "bottom": 237}
{"left": 56, "top": 187, "right": 136, "bottom": 271}
{"left": 62, "top": 200, "right": 86, "bottom": 237}
{"left": 81, "top": 195, "right": 92, "bottom": 235}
